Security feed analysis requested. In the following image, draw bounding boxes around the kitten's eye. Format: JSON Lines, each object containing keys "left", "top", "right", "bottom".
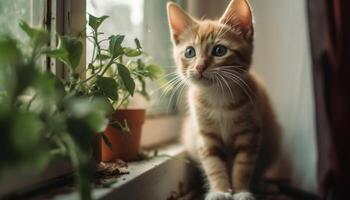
{"left": 184, "top": 46, "right": 196, "bottom": 58}
{"left": 212, "top": 45, "right": 227, "bottom": 57}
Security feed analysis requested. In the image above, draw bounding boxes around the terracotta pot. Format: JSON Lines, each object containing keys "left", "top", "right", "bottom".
{"left": 101, "top": 109, "right": 145, "bottom": 162}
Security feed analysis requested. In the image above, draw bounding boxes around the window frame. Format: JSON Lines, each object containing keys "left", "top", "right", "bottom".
{"left": 46, "top": 0, "right": 86, "bottom": 79}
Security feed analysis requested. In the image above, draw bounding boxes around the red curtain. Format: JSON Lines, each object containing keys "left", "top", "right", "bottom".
{"left": 308, "top": 0, "right": 350, "bottom": 199}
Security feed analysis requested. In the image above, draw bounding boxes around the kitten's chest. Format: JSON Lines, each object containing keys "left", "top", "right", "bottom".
{"left": 205, "top": 107, "right": 241, "bottom": 131}
{"left": 194, "top": 97, "right": 252, "bottom": 142}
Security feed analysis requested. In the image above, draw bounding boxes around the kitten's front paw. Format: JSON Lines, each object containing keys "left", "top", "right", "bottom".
{"left": 233, "top": 192, "right": 255, "bottom": 200}
{"left": 205, "top": 191, "right": 233, "bottom": 200}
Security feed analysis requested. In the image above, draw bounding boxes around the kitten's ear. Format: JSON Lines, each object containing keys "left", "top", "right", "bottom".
{"left": 220, "top": 0, "right": 254, "bottom": 39}
{"left": 167, "top": 2, "right": 196, "bottom": 44}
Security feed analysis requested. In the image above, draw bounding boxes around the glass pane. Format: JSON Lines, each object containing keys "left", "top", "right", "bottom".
{"left": 143, "top": 0, "right": 178, "bottom": 114}
{"left": 87, "top": 0, "right": 144, "bottom": 60}
{"left": 87, "top": 0, "right": 178, "bottom": 115}
{"left": 0, "top": 0, "right": 45, "bottom": 39}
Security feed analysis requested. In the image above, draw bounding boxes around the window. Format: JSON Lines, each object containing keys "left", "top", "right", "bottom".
{"left": 87, "top": 0, "right": 184, "bottom": 115}
{"left": 0, "top": 0, "right": 46, "bottom": 71}
{"left": 0, "top": 0, "right": 45, "bottom": 39}
{"left": 87, "top": 0, "right": 185, "bottom": 148}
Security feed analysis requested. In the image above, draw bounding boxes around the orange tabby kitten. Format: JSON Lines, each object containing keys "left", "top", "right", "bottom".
{"left": 167, "top": 0, "right": 281, "bottom": 200}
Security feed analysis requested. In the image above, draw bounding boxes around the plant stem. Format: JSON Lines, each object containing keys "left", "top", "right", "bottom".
{"left": 93, "top": 31, "right": 103, "bottom": 69}
{"left": 26, "top": 93, "right": 37, "bottom": 111}
{"left": 98, "top": 60, "right": 114, "bottom": 77}
{"left": 117, "top": 93, "right": 130, "bottom": 109}
{"left": 80, "top": 31, "right": 113, "bottom": 84}
{"left": 90, "top": 44, "right": 96, "bottom": 74}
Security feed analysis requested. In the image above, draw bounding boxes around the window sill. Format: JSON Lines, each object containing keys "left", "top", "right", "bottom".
{"left": 0, "top": 115, "right": 186, "bottom": 199}
{"left": 53, "top": 143, "right": 197, "bottom": 200}
{"left": 3, "top": 141, "right": 320, "bottom": 200}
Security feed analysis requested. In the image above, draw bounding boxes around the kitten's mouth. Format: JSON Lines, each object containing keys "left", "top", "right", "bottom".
{"left": 187, "top": 71, "right": 212, "bottom": 84}
{"left": 194, "top": 73, "right": 208, "bottom": 81}
{"left": 190, "top": 73, "right": 211, "bottom": 84}
{"left": 198, "top": 74, "right": 206, "bottom": 80}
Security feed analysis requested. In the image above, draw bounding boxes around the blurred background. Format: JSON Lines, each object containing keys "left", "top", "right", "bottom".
{"left": 1, "top": 0, "right": 350, "bottom": 199}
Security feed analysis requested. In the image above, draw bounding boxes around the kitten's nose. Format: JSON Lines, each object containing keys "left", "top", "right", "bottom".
{"left": 196, "top": 64, "right": 205, "bottom": 74}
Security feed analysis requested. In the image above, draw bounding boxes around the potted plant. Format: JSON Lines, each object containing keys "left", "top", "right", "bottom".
{"left": 0, "top": 14, "right": 161, "bottom": 199}
{"left": 82, "top": 15, "right": 162, "bottom": 162}
{"left": 0, "top": 21, "right": 111, "bottom": 200}
{"left": 49, "top": 14, "right": 162, "bottom": 162}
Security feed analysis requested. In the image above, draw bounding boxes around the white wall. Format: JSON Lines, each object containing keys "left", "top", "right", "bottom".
{"left": 188, "top": 0, "right": 318, "bottom": 193}
{"left": 250, "top": 0, "right": 317, "bottom": 193}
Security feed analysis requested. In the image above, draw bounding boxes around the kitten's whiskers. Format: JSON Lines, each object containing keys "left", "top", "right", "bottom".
{"left": 220, "top": 71, "right": 254, "bottom": 103}
{"left": 214, "top": 72, "right": 235, "bottom": 99}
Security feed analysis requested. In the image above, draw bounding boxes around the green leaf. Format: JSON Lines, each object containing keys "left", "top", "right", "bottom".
{"left": 98, "top": 96, "right": 114, "bottom": 113}
{"left": 67, "top": 98, "right": 109, "bottom": 118}
{"left": 16, "top": 63, "right": 38, "bottom": 97}
{"left": 19, "top": 20, "right": 47, "bottom": 39}
{"left": 44, "top": 36, "right": 83, "bottom": 71}
{"left": 123, "top": 47, "right": 141, "bottom": 57}
{"left": 117, "top": 64, "right": 135, "bottom": 96}
{"left": 96, "top": 76, "right": 119, "bottom": 101}
{"left": 60, "top": 134, "right": 93, "bottom": 200}
{"left": 138, "top": 76, "right": 150, "bottom": 100}
{"left": 85, "top": 110, "right": 109, "bottom": 133}
{"left": 0, "top": 36, "right": 21, "bottom": 64}
{"left": 134, "top": 38, "right": 142, "bottom": 49}
{"left": 147, "top": 64, "right": 164, "bottom": 79}
{"left": 62, "top": 36, "right": 83, "bottom": 70}
{"left": 19, "top": 20, "right": 38, "bottom": 39}
{"left": 30, "top": 74, "right": 61, "bottom": 113}
{"left": 19, "top": 20, "right": 49, "bottom": 46}
{"left": 44, "top": 48, "right": 66, "bottom": 58}
{"left": 65, "top": 97, "right": 109, "bottom": 133}
{"left": 109, "top": 35, "right": 124, "bottom": 58}
{"left": 88, "top": 14, "right": 109, "bottom": 31}
{"left": 12, "top": 112, "right": 43, "bottom": 151}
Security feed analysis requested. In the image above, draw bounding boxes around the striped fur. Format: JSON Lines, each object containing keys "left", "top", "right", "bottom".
{"left": 167, "top": 1, "right": 282, "bottom": 200}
